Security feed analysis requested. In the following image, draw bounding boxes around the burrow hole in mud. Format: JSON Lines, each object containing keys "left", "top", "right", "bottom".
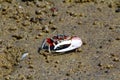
{"left": 12, "top": 35, "right": 23, "bottom": 40}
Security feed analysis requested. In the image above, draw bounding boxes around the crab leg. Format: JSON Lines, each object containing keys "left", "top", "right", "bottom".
{"left": 41, "top": 39, "right": 46, "bottom": 49}
{"left": 48, "top": 44, "right": 51, "bottom": 53}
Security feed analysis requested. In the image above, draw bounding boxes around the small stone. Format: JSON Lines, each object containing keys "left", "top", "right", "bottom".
{"left": 76, "top": 48, "right": 82, "bottom": 52}
{"left": 78, "top": 21, "right": 82, "bottom": 25}
{"left": 26, "top": 1, "right": 34, "bottom": 6}
{"left": 30, "top": 17, "right": 38, "bottom": 23}
{"left": 113, "top": 57, "right": 119, "bottom": 62}
{"left": 93, "top": 21, "right": 98, "bottom": 25}
{"left": 116, "top": 37, "right": 120, "bottom": 41}
{"left": 108, "top": 3, "right": 113, "bottom": 8}
{"left": 109, "top": 27, "right": 114, "bottom": 30}
{"left": 35, "top": 10, "right": 42, "bottom": 15}
{"left": 0, "top": 39, "right": 3, "bottom": 44}
{"left": 0, "top": 4, "right": 2, "bottom": 9}
{"left": 69, "top": 12, "right": 77, "bottom": 17}
{"left": 22, "top": 20, "right": 30, "bottom": 26}
{"left": 110, "top": 53, "right": 116, "bottom": 57}
{"left": 8, "top": 26, "right": 17, "bottom": 31}
{"left": 59, "top": 18, "right": 64, "bottom": 21}
{"left": 12, "top": 34, "right": 23, "bottom": 40}
{"left": 27, "top": 75, "right": 34, "bottom": 79}
{"left": 63, "top": 0, "right": 73, "bottom": 3}
{"left": 52, "top": 12, "right": 58, "bottom": 17}
{"left": 49, "top": 20, "right": 54, "bottom": 24}
{"left": 35, "top": 1, "right": 44, "bottom": 7}
{"left": 106, "top": 64, "right": 113, "bottom": 69}
{"left": 21, "top": 52, "right": 29, "bottom": 60}
{"left": 4, "top": 75, "right": 11, "bottom": 80}
{"left": 115, "top": 8, "right": 120, "bottom": 13}
{"left": 28, "top": 65, "right": 34, "bottom": 69}
{"left": 98, "top": 63, "right": 103, "bottom": 67}
{"left": 97, "top": 7, "right": 102, "bottom": 12}
{"left": 55, "top": 60, "right": 59, "bottom": 64}
{"left": 66, "top": 73, "right": 70, "bottom": 76}
{"left": 35, "top": 35, "right": 40, "bottom": 39}
{"left": 28, "top": 61, "right": 32, "bottom": 65}
{"left": 42, "top": 25, "right": 49, "bottom": 33}
{"left": 50, "top": 7, "right": 58, "bottom": 12}
{"left": 79, "top": 13, "right": 84, "bottom": 17}
{"left": 38, "top": 32, "right": 43, "bottom": 36}
{"left": 51, "top": 25, "right": 57, "bottom": 30}
{"left": 18, "top": 74, "right": 26, "bottom": 80}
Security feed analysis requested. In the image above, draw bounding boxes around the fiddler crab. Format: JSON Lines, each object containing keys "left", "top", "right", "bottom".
{"left": 40, "top": 34, "right": 82, "bottom": 53}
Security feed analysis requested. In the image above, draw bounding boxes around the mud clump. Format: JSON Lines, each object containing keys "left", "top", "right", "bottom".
{"left": 0, "top": 46, "right": 25, "bottom": 78}
{"left": 0, "top": 53, "right": 12, "bottom": 77}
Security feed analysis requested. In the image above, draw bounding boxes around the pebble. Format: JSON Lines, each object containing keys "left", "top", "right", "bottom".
{"left": 18, "top": 74, "right": 26, "bottom": 80}
{"left": 113, "top": 57, "right": 119, "bottom": 62}
{"left": 52, "top": 11, "right": 58, "bottom": 17}
{"left": 66, "top": 11, "right": 81, "bottom": 17}
{"left": 26, "top": 75, "right": 34, "bottom": 79}
{"left": 115, "top": 37, "right": 120, "bottom": 41}
{"left": 68, "top": 11, "right": 78, "bottom": 17}
{"left": 0, "top": 45, "right": 5, "bottom": 53}
{"left": 21, "top": 52, "right": 29, "bottom": 60}
{"left": 50, "top": 7, "right": 58, "bottom": 12}
{"left": 63, "top": 0, "right": 73, "bottom": 3}
{"left": 28, "top": 65, "right": 34, "bottom": 69}
{"left": 115, "top": 8, "right": 120, "bottom": 13}
{"left": 0, "top": 39, "right": 3, "bottom": 44}
{"left": 49, "top": 20, "right": 54, "bottom": 24}
{"left": 78, "top": 21, "right": 82, "bottom": 25}
{"left": 93, "top": 21, "right": 98, "bottom": 25}
{"left": 35, "top": 1, "right": 45, "bottom": 8}
{"left": 1, "top": 4, "right": 9, "bottom": 15}
{"left": 55, "top": 60, "right": 60, "bottom": 64}
{"left": 35, "top": 10, "right": 42, "bottom": 15}
{"left": 51, "top": 25, "right": 57, "bottom": 30}
{"left": 76, "top": 48, "right": 82, "bottom": 52}
{"left": 0, "top": 4, "right": 1, "bottom": 10}
{"left": 98, "top": 63, "right": 103, "bottom": 67}
{"left": 35, "top": 35, "right": 40, "bottom": 39}
{"left": 42, "top": 25, "right": 49, "bottom": 33}
{"left": 12, "top": 34, "right": 23, "bottom": 40}
{"left": 8, "top": 26, "right": 17, "bottom": 31}
{"left": 106, "top": 64, "right": 113, "bottom": 69}
{"left": 30, "top": 17, "right": 38, "bottom": 23}
{"left": 6, "top": 0, "right": 12, "bottom": 3}
{"left": 4, "top": 75, "right": 11, "bottom": 80}
{"left": 38, "top": 32, "right": 43, "bottom": 36}
{"left": 22, "top": 20, "right": 30, "bottom": 26}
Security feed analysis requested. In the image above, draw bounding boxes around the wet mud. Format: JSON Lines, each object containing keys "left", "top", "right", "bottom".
{"left": 0, "top": 0, "right": 120, "bottom": 80}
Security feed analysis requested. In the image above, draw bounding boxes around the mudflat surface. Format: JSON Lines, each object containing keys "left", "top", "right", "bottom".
{"left": 0, "top": 0, "right": 120, "bottom": 80}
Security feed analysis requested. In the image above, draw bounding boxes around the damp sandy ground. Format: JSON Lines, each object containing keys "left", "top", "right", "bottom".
{"left": 0, "top": 0, "right": 120, "bottom": 80}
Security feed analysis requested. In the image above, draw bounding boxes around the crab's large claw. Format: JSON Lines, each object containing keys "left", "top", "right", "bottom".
{"left": 54, "top": 37, "right": 82, "bottom": 52}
